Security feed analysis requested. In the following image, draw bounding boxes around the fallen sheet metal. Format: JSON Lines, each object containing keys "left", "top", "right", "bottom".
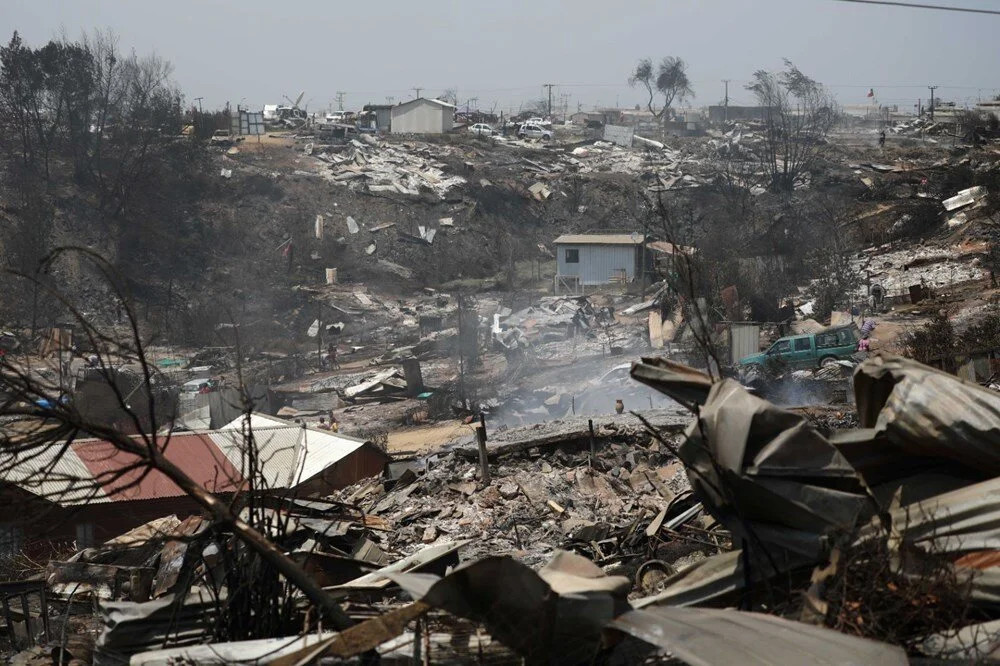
{"left": 854, "top": 354, "right": 1000, "bottom": 476}
{"left": 869, "top": 474, "right": 1000, "bottom": 556}
{"left": 326, "top": 540, "right": 469, "bottom": 594}
{"left": 130, "top": 632, "right": 338, "bottom": 665}
{"left": 632, "top": 548, "right": 810, "bottom": 609}
{"left": 94, "top": 590, "right": 219, "bottom": 663}
{"left": 608, "top": 606, "right": 907, "bottom": 665}
{"left": 942, "top": 185, "right": 986, "bottom": 212}
{"left": 630, "top": 357, "right": 714, "bottom": 408}
{"left": 387, "top": 551, "right": 630, "bottom": 665}
{"left": 674, "top": 378, "right": 876, "bottom": 558}
{"left": 343, "top": 368, "right": 401, "bottom": 398}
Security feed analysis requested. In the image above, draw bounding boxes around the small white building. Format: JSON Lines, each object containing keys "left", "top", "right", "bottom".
{"left": 553, "top": 233, "right": 650, "bottom": 293}
{"left": 390, "top": 98, "right": 455, "bottom": 134}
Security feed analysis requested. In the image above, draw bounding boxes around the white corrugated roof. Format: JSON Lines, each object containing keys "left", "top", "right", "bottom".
{"left": 394, "top": 97, "right": 457, "bottom": 110}
{"left": 296, "top": 427, "right": 367, "bottom": 484}
{"left": 553, "top": 234, "right": 644, "bottom": 245}
{"left": 4, "top": 415, "right": 374, "bottom": 507}
{"left": 1, "top": 443, "right": 113, "bottom": 505}
{"left": 218, "top": 414, "right": 368, "bottom": 487}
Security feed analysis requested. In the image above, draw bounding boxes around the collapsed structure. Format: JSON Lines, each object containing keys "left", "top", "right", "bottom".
{"left": 5, "top": 352, "right": 1000, "bottom": 663}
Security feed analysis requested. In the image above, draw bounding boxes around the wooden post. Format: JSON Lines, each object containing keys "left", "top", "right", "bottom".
{"left": 588, "top": 419, "right": 596, "bottom": 468}
{"left": 38, "top": 586, "right": 49, "bottom": 644}
{"left": 19, "top": 594, "right": 31, "bottom": 645}
{"left": 477, "top": 414, "right": 491, "bottom": 485}
{"left": 1, "top": 595, "right": 14, "bottom": 647}
{"left": 412, "top": 616, "right": 421, "bottom": 666}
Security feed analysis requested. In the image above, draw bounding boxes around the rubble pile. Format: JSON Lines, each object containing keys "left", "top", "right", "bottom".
{"left": 17, "top": 352, "right": 1000, "bottom": 663}
{"left": 888, "top": 116, "right": 949, "bottom": 138}
{"left": 313, "top": 137, "right": 466, "bottom": 198}
{"left": 330, "top": 426, "right": 697, "bottom": 569}
{"left": 851, "top": 241, "right": 986, "bottom": 303}
{"left": 509, "top": 139, "right": 712, "bottom": 195}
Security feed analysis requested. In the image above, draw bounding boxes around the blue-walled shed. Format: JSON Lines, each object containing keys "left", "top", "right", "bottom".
{"left": 553, "top": 234, "right": 647, "bottom": 292}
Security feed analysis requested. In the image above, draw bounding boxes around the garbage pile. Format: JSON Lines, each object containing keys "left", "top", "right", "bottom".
{"left": 312, "top": 137, "right": 466, "bottom": 199}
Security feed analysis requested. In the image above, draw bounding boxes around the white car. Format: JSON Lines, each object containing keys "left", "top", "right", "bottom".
{"left": 469, "top": 123, "right": 495, "bottom": 136}
{"left": 518, "top": 123, "right": 553, "bottom": 140}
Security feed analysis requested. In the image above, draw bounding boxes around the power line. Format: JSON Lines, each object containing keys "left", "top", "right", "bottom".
{"left": 828, "top": 0, "right": 1000, "bottom": 15}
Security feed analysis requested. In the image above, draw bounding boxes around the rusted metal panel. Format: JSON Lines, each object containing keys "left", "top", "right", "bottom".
{"left": 72, "top": 434, "right": 242, "bottom": 501}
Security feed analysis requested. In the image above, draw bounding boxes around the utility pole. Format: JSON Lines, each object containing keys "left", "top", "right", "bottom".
{"left": 467, "top": 97, "right": 478, "bottom": 114}
{"left": 412, "top": 87, "right": 423, "bottom": 99}
{"left": 543, "top": 83, "right": 555, "bottom": 117}
{"left": 722, "top": 80, "right": 730, "bottom": 122}
{"left": 335, "top": 91, "right": 345, "bottom": 112}
{"left": 928, "top": 86, "right": 938, "bottom": 121}
{"left": 194, "top": 97, "right": 204, "bottom": 114}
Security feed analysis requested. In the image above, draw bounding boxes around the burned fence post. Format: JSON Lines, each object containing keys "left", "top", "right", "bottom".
{"left": 477, "top": 413, "right": 491, "bottom": 485}
{"left": 589, "top": 418, "right": 596, "bottom": 468}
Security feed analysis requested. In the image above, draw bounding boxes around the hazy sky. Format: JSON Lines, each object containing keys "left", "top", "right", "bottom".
{"left": 6, "top": 0, "right": 1000, "bottom": 114}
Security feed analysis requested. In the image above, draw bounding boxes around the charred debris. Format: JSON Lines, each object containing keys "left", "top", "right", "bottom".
{"left": 12, "top": 353, "right": 1000, "bottom": 663}
{"left": 6, "top": 37, "right": 1000, "bottom": 664}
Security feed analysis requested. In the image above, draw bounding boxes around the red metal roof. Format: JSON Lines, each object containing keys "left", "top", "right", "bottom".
{"left": 72, "top": 433, "right": 243, "bottom": 502}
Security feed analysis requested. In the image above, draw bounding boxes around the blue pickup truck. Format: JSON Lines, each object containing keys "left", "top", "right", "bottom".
{"left": 737, "top": 325, "right": 860, "bottom": 371}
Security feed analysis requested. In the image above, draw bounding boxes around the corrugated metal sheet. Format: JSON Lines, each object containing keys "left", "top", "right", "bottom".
{"left": 296, "top": 427, "right": 366, "bottom": 484}
{"left": 390, "top": 98, "right": 454, "bottom": 134}
{"left": 1, "top": 443, "right": 113, "bottom": 505}
{"left": 556, "top": 243, "right": 638, "bottom": 286}
{"left": 73, "top": 435, "right": 242, "bottom": 502}
{"left": 609, "top": 606, "right": 907, "bottom": 665}
{"left": 208, "top": 427, "right": 299, "bottom": 490}
{"left": 218, "top": 414, "right": 369, "bottom": 488}
{"left": 729, "top": 323, "right": 760, "bottom": 364}
{"left": 9, "top": 414, "right": 376, "bottom": 507}
{"left": 553, "top": 234, "right": 642, "bottom": 245}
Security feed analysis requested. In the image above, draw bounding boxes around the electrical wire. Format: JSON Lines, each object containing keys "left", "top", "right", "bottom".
{"left": 827, "top": 0, "right": 1000, "bottom": 15}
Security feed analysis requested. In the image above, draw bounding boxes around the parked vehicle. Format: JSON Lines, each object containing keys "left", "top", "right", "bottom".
{"left": 737, "top": 325, "right": 860, "bottom": 371}
{"left": 209, "top": 130, "right": 243, "bottom": 146}
{"left": 518, "top": 123, "right": 553, "bottom": 140}
{"left": 469, "top": 123, "right": 495, "bottom": 136}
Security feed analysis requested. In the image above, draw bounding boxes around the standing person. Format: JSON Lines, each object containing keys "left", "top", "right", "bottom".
{"left": 327, "top": 342, "right": 340, "bottom": 369}
{"left": 878, "top": 130, "right": 886, "bottom": 149}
